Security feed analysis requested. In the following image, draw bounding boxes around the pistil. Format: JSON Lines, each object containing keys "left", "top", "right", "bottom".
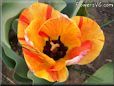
{"left": 43, "top": 36, "right": 68, "bottom": 60}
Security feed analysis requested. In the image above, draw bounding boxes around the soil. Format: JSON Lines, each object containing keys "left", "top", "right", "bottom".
{"left": 2, "top": 3, "right": 114, "bottom": 85}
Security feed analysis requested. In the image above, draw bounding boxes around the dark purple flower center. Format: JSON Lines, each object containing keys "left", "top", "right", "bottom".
{"left": 43, "top": 36, "right": 68, "bottom": 60}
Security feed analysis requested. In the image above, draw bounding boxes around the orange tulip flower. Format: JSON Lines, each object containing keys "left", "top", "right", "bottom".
{"left": 18, "top": 2, "right": 105, "bottom": 82}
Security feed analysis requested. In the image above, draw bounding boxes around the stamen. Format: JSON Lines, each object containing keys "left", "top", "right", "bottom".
{"left": 50, "top": 42, "right": 60, "bottom": 51}
{"left": 43, "top": 36, "right": 68, "bottom": 60}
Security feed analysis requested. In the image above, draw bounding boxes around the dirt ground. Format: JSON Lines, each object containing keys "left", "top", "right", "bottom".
{"left": 1, "top": 2, "right": 114, "bottom": 85}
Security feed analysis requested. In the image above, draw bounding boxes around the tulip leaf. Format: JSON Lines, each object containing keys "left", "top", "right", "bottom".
{"left": 27, "top": 71, "right": 53, "bottom": 85}
{"left": 84, "top": 62, "right": 114, "bottom": 84}
{"left": 2, "top": 1, "right": 36, "bottom": 83}
{"left": 61, "top": 1, "right": 78, "bottom": 17}
{"left": 2, "top": 48, "right": 16, "bottom": 69}
{"left": 70, "top": 0, "right": 84, "bottom": 17}
{"left": 77, "top": 7, "right": 87, "bottom": 16}
{"left": 0, "top": 45, "right": 2, "bottom": 59}
{"left": 38, "top": 0, "right": 66, "bottom": 11}
{"left": 11, "top": 19, "right": 18, "bottom": 34}
{"left": 2, "top": 1, "right": 35, "bottom": 47}
{"left": 13, "top": 73, "right": 32, "bottom": 84}
{"left": 2, "top": 43, "right": 29, "bottom": 79}
{"left": 62, "top": 0, "right": 85, "bottom": 17}
{"left": 53, "top": 82, "right": 65, "bottom": 85}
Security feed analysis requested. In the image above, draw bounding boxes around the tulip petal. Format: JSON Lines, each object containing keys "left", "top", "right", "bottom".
{"left": 57, "top": 67, "right": 68, "bottom": 82}
{"left": 29, "top": 2, "right": 60, "bottom": 20}
{"left": 67, "top": 40, "right": 92, "bottom": 59}
{"left": 54, "top": 58, "right": 66, "bottom": 71}
{"left": 18, "top": 2, "right": 60, "bottom": 46}
{"left": 39, "top": 16, "right": 81, "bottom": 48}
{"left": 23, "top": 49, "right": 47, "bottom": 73}
{"left": 34, "top": 66, "right": 68, "bottom": 82}
{"left": 18, "top": 8, "right": 32, "bottom": 42}
{"left": 71, "top": 16, "right": 105, "bottom": 65}
{"left": 35, "top": 69, "right": 54, "bottom": 82}
{"left": 60, "top": 18, "right": 81, "bottom": 48}
{"left": 23, "top": 47, "right": 55, "bottom": 67}
{"left": 23, "top": 48, "right": 68, "bottom": 82}
{"left": 22, "top": 47, "right": 57, "bottom": 82}
{"left": 25, "top": 18, "right": 46, "bottom": 52}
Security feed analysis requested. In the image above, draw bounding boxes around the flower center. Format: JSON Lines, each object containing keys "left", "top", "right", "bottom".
{"left": 43, "top": 36, "right": 68, "bottom": 60}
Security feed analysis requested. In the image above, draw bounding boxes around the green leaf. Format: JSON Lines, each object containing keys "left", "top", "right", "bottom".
{"left": 70, "top": 0, "right": 84, "bottom": 17}
{"left": 2, "top": 1, "right": 36, "bottom": 82}
{"left": 0, "top": 44, "right": 2, "bottom": 59}
{"left": 2, "top": 11, "right": 27, "bottom": 78}
{"left": 2, "top": 1, "right": 36, "bottom": 48}
{"left": 84, "top": 62, "right": 114, "bottom": 85}
{"left": 27, "top": 71, "right": 53, "bottom": 85}
{"left": 77, "top": 7, "right": 87, "bottom": 16}
{"left": 53, "top": 82, "right": 65, "bottom": 85}
{"left": 2, "top": 48, "right": 16, "bottom": 69}
{"left": 62, "top": 0, "right": 84, "bottom": 17}
{"left": 11, "top": 19, "right": 18, "bottom": 33}
{"left": 2, "top": 43, "right": 29, "bottom": 79}
{"left": 13, "top": 73, "right": 32, "bottom": 84}
{"left": 38, "top": 0, "right": 66, "bottom": 11}
{"left": 61, "top": 1, "right": 77, "bottom": 17}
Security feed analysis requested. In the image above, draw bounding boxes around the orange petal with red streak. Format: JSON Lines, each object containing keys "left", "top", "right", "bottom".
{"left": 39, "top": 16, "right": 81, "bottom": 48}
{"left": 71, "top": 16, "right": 105, "bottom": 65}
